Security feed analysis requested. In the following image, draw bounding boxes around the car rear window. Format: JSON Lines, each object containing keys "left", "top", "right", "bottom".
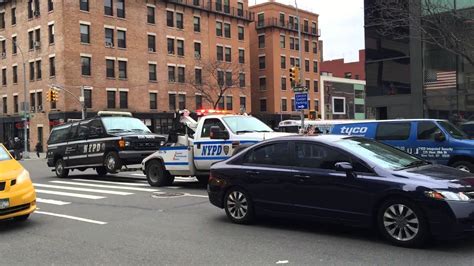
{"left": 48, "top": 124, "right": 71, "bottom": 144}
{"left": 375, "top": 123, "right": 411, "bottom": 141}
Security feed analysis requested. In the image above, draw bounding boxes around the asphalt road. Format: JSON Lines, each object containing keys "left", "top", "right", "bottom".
{"left": 2, "top": 159, "right": 474, "bottom": 265}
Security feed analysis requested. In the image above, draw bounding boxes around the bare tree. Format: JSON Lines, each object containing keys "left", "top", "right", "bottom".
{"left": 366, "top": 0, "right": 474, "bottom": 65}
{"left": 185, "top": 58, "right": 247, "bottom": 109}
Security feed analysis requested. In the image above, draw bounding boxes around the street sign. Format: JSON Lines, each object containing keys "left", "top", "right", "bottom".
{"left": 295, "top": 93, "right": 308, "bottom": 110}
{"left": 293, "top": 86, "right": 308, "bottom": 93}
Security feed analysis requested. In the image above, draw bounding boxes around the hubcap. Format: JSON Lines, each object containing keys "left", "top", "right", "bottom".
{"left": 107, "top": 156, "right": 116, "bottom": 170}
{"left": 456, "top": 165, "right": 470, "bottom": 172}
{"left": 149, "top": 165, "right": 159, "bottom": 183}
{"left": 383, "top": 204, "right": 419, "bottom": 242}
{"left": 227, "top": 191, "right": 248, "bottom": 220}
{"left": 56, "top": 161, "right": 63, "bottom": 174}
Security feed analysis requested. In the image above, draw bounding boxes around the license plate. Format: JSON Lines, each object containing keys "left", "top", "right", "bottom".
{"left": 0, "top": 199, "right": 9, "bottom": 209}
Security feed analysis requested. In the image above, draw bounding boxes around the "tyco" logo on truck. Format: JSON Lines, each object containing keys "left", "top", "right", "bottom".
{"left": 340, "top": 126, "right": 368, "bottom": 135}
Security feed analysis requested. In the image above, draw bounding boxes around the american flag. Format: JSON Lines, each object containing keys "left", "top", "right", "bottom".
{"left": 424, "top": 71, "right": 457, "bottom": 90}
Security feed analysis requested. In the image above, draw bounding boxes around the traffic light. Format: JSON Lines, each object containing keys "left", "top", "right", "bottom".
{"left": 289, "top": 67, "right": 300, "bottom": 85}
{"left": 51, "top": 89, "right": 59, "bottom": 102}
{"left": 46, "top": 89, "right": 52, "bottom": 102}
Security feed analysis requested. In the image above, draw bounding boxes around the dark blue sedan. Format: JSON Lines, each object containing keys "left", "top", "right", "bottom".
{"left": 208, "top": 135, "right": 474, "bottom": 247}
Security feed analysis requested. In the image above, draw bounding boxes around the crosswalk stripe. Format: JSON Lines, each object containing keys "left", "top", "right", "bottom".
{"left": 35, "top": 211, "right": 107, "bottom": 225}
{"left": 36, "top": 198, "right": 71, "bottom": 206}
{"left": 35, "top": 184, "right": 134, "bottom": 196}
{"left": 50, "top": 181, "right": 159, "bottom": 192}
{"left": 35, "top": 189, "right": 106, "bottom": 199}
{"left": 72, "top": 179, "right": 149, "bottom": 187}
{"left": 130, "top": 173, "right": 145, "bottom": 177}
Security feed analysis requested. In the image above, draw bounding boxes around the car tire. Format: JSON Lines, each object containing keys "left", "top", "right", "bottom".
{"left": 377, "top": 198, "right": 429, "bottom": 248}
{"left": 196, "top": 175, "right": 208, "bottom": 185}
{"left": 451, "top": 161, "right": 474, "bottom": 173}
{"left": 224, "top": 187, "right": 255, "bottom": 224}
{"left": 96, "top": 167, "right": 108, "bottom": 177}
{"left": 146, "top": 160, "right": 174, "bottom": 187}
{"left": 14, "top": 214, "right": 30, "bottom": 222}
{"left": 55, "top": 158, "right": 69, "bottom": 178}
{"left": 104, "top": 151, "right": 122, "bottom": 174}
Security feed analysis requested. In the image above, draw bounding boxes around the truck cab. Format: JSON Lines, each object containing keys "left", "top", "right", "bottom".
{"left": 142, "top": 110, "right": 293, "bottom": 186}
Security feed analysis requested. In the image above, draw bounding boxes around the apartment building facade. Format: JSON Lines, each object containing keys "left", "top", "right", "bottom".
{"left": 249, "top": 1, "right": 320, "bottom": 128}
{"left": 0, "top": 0, "right": 253, "bottom": 150}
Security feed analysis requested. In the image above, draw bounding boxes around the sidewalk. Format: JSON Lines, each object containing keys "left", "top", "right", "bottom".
{"left": 21, "top": 152, "right": 47, "bottom": 160}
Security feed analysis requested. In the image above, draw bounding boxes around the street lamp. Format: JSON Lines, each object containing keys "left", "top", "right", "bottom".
{"left": 0, "top": 35, "right": 30, "bottom": 159}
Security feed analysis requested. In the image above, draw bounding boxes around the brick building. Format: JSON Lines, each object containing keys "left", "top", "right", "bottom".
{"left": 249, "top": 0, "right": 321, "bottom": 128}
{"left": 320, "top": 49, "right": 366, "bottom": 80}
{"left": 0, "top": 0, "right": 254, "bottom": 150}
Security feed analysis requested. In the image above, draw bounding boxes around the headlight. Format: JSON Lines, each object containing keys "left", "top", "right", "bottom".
{"left": 425, "top": 190, "right": 470, "bottom": 201}
{"left": 17, "top": 170, "right": 31, "bottom": 184}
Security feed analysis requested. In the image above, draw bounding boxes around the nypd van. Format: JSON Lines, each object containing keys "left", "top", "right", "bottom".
{"left": 331, "top": 119, "right": 474, "bottom": 172}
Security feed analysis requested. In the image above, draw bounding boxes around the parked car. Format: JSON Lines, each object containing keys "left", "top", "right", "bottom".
{"left": 208, "top": 135, "right": 474, "bottom": 247}
{"left": 331, "top": 119, "right": 474, "bottom": 172}
{"left": 0, "top": 143, "right": 36, "bottom": 222}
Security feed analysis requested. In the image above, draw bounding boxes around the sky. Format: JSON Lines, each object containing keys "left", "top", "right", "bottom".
{"left": 253, "top": 0, "right": 365, "bottom": 62}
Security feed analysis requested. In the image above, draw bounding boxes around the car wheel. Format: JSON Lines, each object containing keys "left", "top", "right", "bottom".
{"left": 104, "top": 151, "right": 122, "bottom": 174}
{"left": 451, "top": 161, "right": 474, "bottom": 173}
{"left": 55, "top": 159, "right": 69, "bottom": 178}
{"left": 146, "top": 160, "right": 174, "bottom": 187}
{"left": 96, "top": 167, "right": 108, "bottom": 177}
{"left": 224, "top": 187, "right": 255, "bottom": 224}
{"left": 377, "top": 199, "right": 428, "bottom": 248}
{"left": 14, "top": 214, "right": 30, "bottom": 222}
{"left": 196, "top": 175, "right": 208, "bottom": 185}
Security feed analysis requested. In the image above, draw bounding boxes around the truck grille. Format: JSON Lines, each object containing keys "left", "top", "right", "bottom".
{"left": 0, "top": 182, "right": 5, "bottom": 191}
{"left": 133, "top": 142, "right": 160, "bottom": 150}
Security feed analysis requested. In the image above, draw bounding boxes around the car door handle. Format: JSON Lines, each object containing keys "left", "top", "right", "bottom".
{"left": 294, "top": 174, "right": 311, "bottom": 179}
{"left": 246, "top": 170, "right": 260, "bottom": 175}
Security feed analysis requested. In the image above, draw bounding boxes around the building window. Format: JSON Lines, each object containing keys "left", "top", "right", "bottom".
{"left": 48, "top": 0, "right": 54, "bottom": 12}
{"left": 313, "top": 61, "right": 318, "bottom": 73}
{"left": 216, "top": 22, "right": 222, "bottom": 36}
{"left": 28, "top": 31, "right": 34, "bottom": 50}
{"left": 34, "top": 28, "right": 41, "bottom": 50}
{"left": 194, "top": 42, "right": 201, "bottom": 59}
{"left": 226, "top": 96, "right": 233, "bottom": 110}
{"left": 290, "top": 57, "right": 295, "bottom": 67}
{"left": 147, "top": 6, "right": 155, "bottom": 24}
{"left": 305, "top": 80, "right": 310, "bottom": 91}
{"left": 107, "top": 90, "right": 116, "bottom": 108}
{"left": 238, "top": 49, "right": 245, "bottom": 64}
{"left": 344, "top": 72, "right": 352, "bottom": 79}
{"left": 216, "top": 46, "right": 223, "bottom": 61}
{"left": 2, "top": 97, "right": 6, "bottom": 113}
{"left": 12, "top": 65, "right": 18, "bottom": 83}
{"left": 1, "top": 40, "right": 5, "bottom": 55}
{"left": 195, "top": 68, "right": 202, "bottom": 84}
{"left": 281, "top": 77, "right": 287, "bottom": 91}
{"left": 225, "top": 47, "right": 231, "bottom": 62}
{"left": 281, "top": 99, "right": 287, "bottom": 112}
{"left": 150, "top": 92, "right": 157, "bottom": 109}
{"left": 13, "top": 95, "right": 18, "bottom": 113}
{"left": 259, "top": 77, "right": 266, "bottom": 90}
{"left": 194, "top": 16, "right": 200, "bottom": 32}
{"left": 37, "top": 92, "right": 42, "bottom": 111}
{"left": 168, "top": 66, "right": 176, "bottom": 82}
{"left": 167, "top": 38, "right": 175, "bottom": 54}
{"left": 105, "top": 28, "right": 114, "bottom": 47}
{"left": 117, "top": 30, "right": 126, "bottom": 48}
{"left": 178, "top": 94, "right": 186, "bottom": 109}
{"left": 28, "top": 1, "right": 33, "bottom": 19}
{"left": 84, "top": 89, "right": 92, "bottom": 108}
{"left": 169, "top": 93, "right": 176, "bottom": 111}
{"left": 224, "top": 23, "right": 231, "bottom": 38}
{"left": 11, "top": 8, "right": 16, "bottom": 25}
{"left": 30, "top": 93, "right": 35, "bottom": 112}
{"left": 295, "top": 38, "right": 300, "bottom": 51}
{"left": 2, "top": 68, "right": 6, "bottom": 86}
{"left": 238, "top": 26, "right": 244, "bottom": 41}
{"left": 119, "top": 91, "right": 128, "bottom": 109}
{"left": 80, "top": 0, "right": 89, "bottom": 12}
{"left": 260, "top": 99, "right": 267, "bottom": 112}
{"left": 12, "top": 36, "right": 17, "bottom": 54}
{"left": 217, "top": 97, "right": 224, "bottom": 110}
{"left": 280, "top": 35, "right": 286, "bottom": 48}
{"left": 225, "top": 71, "right": 232, "bottom": 87}
{"left": 240, "top": 97, "right": 246, "bottom": 111}
{"left": 280, "top": 56, "right": 286, "bottom": 69}
{"left": 305, "top": 60, "right": 310, "bottom": 72}
{"left": 237, "top": 2, "right": 244, "bottom": 16}
{"left": 313, "top": 80, "right": 318, "bottom": 92}
{"left": 195, "top": 95, "right": 202, "bottom": 109}
{"left": 106, "top": 59, "right": 115, "bottom": 78}
{"left": 295, "top": 58, "right": 300, "bottom": 67}
{"left": 217, "top": 70, "right": 224, "bottom": 86}
{"left": 223, "top": 0, "right": 230, "bottom": 13}
{"left": 239, "top": 73, "right": 245, "bottom": 88}
{"left": 291, "top": 99, "right": 295, "bottom": 111}
{"left": 80, "top": 24, "right": 90, "bottom": 44}
{"left": 216, "top": 0, "right": 222, "bottom": 11}
{"left": 290, "top": 37, "right": 295, "bottom": 50}
{"left": 314, "top": 100, "right": 319, "bottom": 113}
{"left": 279, "top": 13, "right": 285, "bottom": 26}
{"left": 332, "top": 97, "right": 346, "bottom": 114}
{"left": 117, "top": 0, "right": 125, "bottom": 18}
{"left": 148, "top": 35, "right": 156, "bottom": 52}
{"left": 49, "top": 57, "right": 56, "bottom": 77}
{"left": 0, "top": 12, "right": 4, "bottom": 29}
{"left": 104, "top": 0, "right": 113, "bottom": 16}
{"left": 81, "top": 56, "right": 91, "bottom": 76}
{"left": 118, "top": 60, "right": 127, "bottom": 79}
{"left": 257, "top": 13, "right": 264, "bottom": 27}
{"left": 177, "top": 67, "right": 185, "bottom": 83}
{"left": 313, "top": 42, "right": 318, "bottom": 54}
{"left": 312, "top": 22, "right": 317, "bottom": 34}
{"left": 258, "top": 35, "right": 265, "bottom": 48}
{"left": 166, "top": 11, "right": 174, "bottom": 27}
{"left": 304, "top": 40, "right": 309, "bottom": 53}
{"left": 49, "top": 24, "right": 55, "bottom": 44}
{"left": 29, "top": 62, "right": 35, "bottom": 81}
{"left": 258, "top": 56, "right": 265, "bottom": 69}
{"left": 176, "top": 13, "right": 184, "bottom": 29}
{"left": 36, "top": 60, "right": 42, "bottom": 80}
{"left": 193, "top": 0, "right": 201, "bottom": 6}
{"left": 148, "top": 64, "right": 157, "bottom": 81}
{"left": 177, "top": 39, "right": 184, "bottom": 56}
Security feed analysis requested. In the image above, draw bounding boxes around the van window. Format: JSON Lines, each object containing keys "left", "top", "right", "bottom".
{"left": 88, "top": 119, "right": 105, "bottom": 139}
{"left": 201, "top": 118, "right": 226, "bottom": 138}
{"left": 375, "top": 123, "right": 411, "bottom": 140}
{"left": 77, "top": 121, "right": 91, "bottom": 139}
{"left": 417, "top": 121, "right": 440, "bottom": 140}
{"left": 67, "top": 123, "right": 80, "bottom": 140}
{"left": 48, "top": 125, "right": 71, "bottom": 144}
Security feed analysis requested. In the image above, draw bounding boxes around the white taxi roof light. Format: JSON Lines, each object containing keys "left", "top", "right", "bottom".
{"left": 98, "top": 111, "right": 133, "bottom": 117}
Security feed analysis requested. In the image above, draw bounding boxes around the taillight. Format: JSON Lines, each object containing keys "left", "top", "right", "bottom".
{"left": 209, "top": 171, "right": 225, "bottom": 187}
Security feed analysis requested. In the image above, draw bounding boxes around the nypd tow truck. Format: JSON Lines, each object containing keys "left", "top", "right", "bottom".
{"left": 141, "top": 109, "right": 293, "bottom": 186}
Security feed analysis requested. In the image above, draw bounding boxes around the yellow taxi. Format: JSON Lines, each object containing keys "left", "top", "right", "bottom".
{"left": 0, "top": 143, "right": 36, "bottom": 221}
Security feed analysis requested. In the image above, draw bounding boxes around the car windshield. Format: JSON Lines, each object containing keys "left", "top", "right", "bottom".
{"left": 101, "top": 117, "right": 151, "bottom": 133}
{"left": 438, "top": 121, "right": 468, "bottom": 139}
{"left": 0, "top": 145, "right": 11, "bottom": 161}
{"left": 222, "top": 116, "right": 273, "bottom": 134}
{"left": 336, "top": 137, "right": 428, "bottom": 171}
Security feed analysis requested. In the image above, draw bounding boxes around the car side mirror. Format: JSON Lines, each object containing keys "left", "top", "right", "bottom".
{"left": 335, "top": 162, "right": 356, "bottom": 178}
{"left": 434, "top": 132, "right": 446, "bottom": 142}
{"left": 210, "top": 126, "right": 229, "bottom": 140}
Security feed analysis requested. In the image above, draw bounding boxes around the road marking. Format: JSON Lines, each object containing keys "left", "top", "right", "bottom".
{"left": 35, "top": 211, "right": 107, "bottom": 225}
{"left": 130, "top": 173, "right": 145, "bottom": 177}
{"left": 276, "top": 260, "right": 289, "bottom": 264}
{"left": 35, "top": 189, "right": 106, "bottom": 199}
{"left": 184, "top": 193, "right": 208, "bottom": 198}
{"left": 34, "top": 183, "right": 134, "bottom": 196}
{"left": 36, "top": 198, "right": 71, "bottom": 206}
{"left": 72, "top": 179, "right": 149, "bottom": 187}
{"left": 50, "top": 181, "right": 159, "bottom": 192}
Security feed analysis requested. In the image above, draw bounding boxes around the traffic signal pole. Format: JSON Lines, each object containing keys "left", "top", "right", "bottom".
{"left": 295, "top": 0, "right": 305, "bottom": 133}
{"left": 49, "top": 84, "right": 86, "bottom": 119}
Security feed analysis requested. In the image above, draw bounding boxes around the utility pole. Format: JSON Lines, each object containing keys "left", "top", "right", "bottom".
{"left": 295, "top": 0, "right": 305, "bottom": 132}
{"left": 50, "top": 84, "right": 86, "bottom": 119}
